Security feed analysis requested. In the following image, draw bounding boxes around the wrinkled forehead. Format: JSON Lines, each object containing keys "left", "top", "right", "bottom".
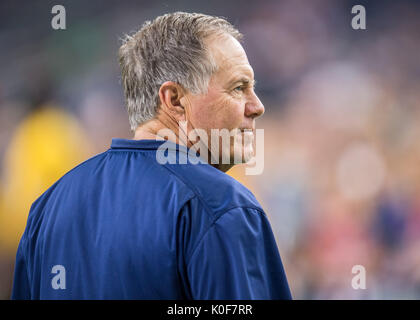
{"left": 205, "top": 33, "right": 254, "bottom": 79}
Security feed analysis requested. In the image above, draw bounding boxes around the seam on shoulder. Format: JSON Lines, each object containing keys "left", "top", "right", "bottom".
{"left": 133, "top": 152, "right": 266, "bottom": 269}
{"left": 186, "top": 206, "right": 266, "bottom": 269}
{"left": 142, "top": 153, "right": 264, "bottom": 221}
{"left": 129, "top": 150, "right": 261, "bottom": 220}
{"left": 141, "top": 151, "right": 216, "bottom": 221}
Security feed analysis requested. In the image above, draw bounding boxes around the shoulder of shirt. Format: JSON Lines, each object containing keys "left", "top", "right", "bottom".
{"left": 151, "top": 154, "right": 264, "bottom": 218}
{"left": 21, "top": 151, "right": 107, "bottom": 242}
{"left": 27, "top": 152, "right": 107, "bottom": 214}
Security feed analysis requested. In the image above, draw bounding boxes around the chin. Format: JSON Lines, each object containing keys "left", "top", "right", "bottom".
{"left": 231, "top": 139, "right": 254, "bottom": 164}
{"left": 242, "top": 143, "right": 254, "bottom": 164}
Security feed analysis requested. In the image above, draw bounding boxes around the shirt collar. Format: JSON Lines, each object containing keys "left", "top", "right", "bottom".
{"left": 110, "top": 138, "right": 190, "bottom": 155}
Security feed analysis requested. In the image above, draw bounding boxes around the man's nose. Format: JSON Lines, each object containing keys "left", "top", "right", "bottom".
{"left": 245, "top": 91, "right": 265, "bottom": 119}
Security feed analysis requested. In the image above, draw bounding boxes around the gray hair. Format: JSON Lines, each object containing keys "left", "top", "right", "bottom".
{"left": 118, "top": 12, "right": 243, "bottom": 131}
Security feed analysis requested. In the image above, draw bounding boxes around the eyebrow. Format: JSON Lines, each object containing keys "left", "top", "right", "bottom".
{"left": 230, "top": 77, "right": 256, "bottom": 87}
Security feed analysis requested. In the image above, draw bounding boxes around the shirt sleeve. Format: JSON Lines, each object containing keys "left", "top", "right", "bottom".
{"left": 11, "top": 236, "right": 31, "bottom": 300}
{"left": 186, "top": 207, "right": 292, "bottom": 299}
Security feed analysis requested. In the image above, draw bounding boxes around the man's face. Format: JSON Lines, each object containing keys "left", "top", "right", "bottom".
{"left": 183, "top": 34, "right": 265, "bottom": 167}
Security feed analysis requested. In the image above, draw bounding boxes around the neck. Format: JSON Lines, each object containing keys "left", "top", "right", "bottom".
{"left": 133, "top": 118, "right": 233, "bottom": 173}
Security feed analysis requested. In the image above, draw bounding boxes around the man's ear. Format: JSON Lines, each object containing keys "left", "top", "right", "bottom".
{"left": 158, "top": 81, "right": 186, "bottom": 118}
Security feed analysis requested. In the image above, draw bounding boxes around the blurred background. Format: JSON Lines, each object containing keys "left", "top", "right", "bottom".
{"left": 1, "top": 0, "right": 420, "bottom": 299}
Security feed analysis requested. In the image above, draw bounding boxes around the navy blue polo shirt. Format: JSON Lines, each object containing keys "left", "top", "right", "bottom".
{"left": 12, "top": 139, "right": 292, "bottom": 299}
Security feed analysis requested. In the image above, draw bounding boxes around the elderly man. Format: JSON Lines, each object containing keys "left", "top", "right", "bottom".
{"left": 12, "top": 12, "right": 291, "bottom": 299}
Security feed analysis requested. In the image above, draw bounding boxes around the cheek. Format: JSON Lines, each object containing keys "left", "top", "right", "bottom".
{"left": 219, "top": 98, "right": 244, "bottom": 130}
{"left": 190, "top": 95, "right": 244, "bottom": 131}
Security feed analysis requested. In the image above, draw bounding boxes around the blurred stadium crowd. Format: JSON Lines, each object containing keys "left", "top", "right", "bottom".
{"left": 1, "top": 0, "right": 420, "bottom": 299}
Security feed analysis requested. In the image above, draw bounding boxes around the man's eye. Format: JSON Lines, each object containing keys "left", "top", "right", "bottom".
{"left": 234, "top": 86, "right": 244, "bottom": 92}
